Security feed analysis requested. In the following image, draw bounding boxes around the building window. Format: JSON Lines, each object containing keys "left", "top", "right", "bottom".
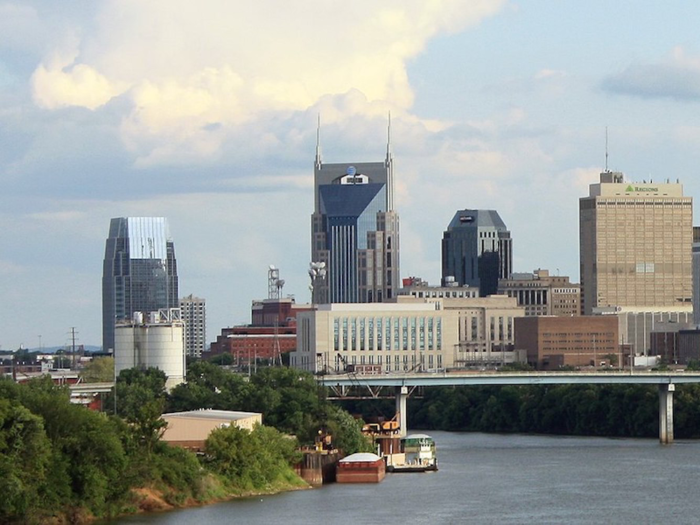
{"left": 360, "top": 318, "right": 365, "bottom": 351}
{"left": 351, "top": 318, "right": 357, "bottom": 351}
{"left": 402, "top": 318, "right": 409, "bottom": 350}
{"left": 334, "top": 318, "right": 339, "bottom": 351}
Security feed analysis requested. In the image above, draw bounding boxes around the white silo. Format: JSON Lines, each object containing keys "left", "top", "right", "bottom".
{"left": 114, "top": 308, "right": 185, "bottom": 390}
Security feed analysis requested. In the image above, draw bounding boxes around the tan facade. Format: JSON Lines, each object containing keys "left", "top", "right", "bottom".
{"left": 515, "top": 316, "right": 619, "bottom": 370}
{"left": 580, "top": 171, "right": 693, "bottom": 315}
{"left": 498, "top": 269, "right": 580, "bottom": 317}
{"left": 291, "top": 295, "right": 526, "bottom": 373}
{"left": 161, "top": 410, "right": 262, "bottom": 450}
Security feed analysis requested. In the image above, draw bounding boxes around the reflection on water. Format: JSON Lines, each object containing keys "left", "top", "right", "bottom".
{"left": 110, "top": 432, "right": 700, "bottom": 525}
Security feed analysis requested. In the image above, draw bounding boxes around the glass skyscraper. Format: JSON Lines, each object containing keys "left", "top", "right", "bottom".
{"left": 311, "top": 122, "right": 400, "bottom": 304}
{"left": 102, "top": 217, "right": 178, "bottom": 351}
{"left": 441, "top": 209, "right": 512, "bottom": 297}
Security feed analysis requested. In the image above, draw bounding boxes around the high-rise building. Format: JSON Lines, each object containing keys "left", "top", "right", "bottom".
{"left": 310, "top": 121, "right": 399, "bottom": 304}
{"left": 180, "top": 294, "right": 206, "bottom": 358}
{"left": 102, "top": 217, "right": 178, "bottom": 352}
{"left": 441, "top": 209, "right": 512, "bottom": 297}
{"left": 579, "top": 171, "right": 692, "bottom": 315}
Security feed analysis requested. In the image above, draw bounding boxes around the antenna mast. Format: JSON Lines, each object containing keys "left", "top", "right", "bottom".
{"left": 386, "top": 111, "right": 394, "bottom": 210}
{"left": 315, "top": 114, "right": 322, "bottom": 169}
{"left": 605, "top": 126, "right": 609, "bottom": 172}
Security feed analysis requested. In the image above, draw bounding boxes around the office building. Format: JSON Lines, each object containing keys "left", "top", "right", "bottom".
{"left": 180, "top": 294, "right": 206, "bottom": 358}
{"left": 579, "top": 171, "right": 692, "bottom": 315}
{"left": 515, "top": 316, "right": 619, "bottom": 370}
{"left": 498, "top": 269, "right": 580, "bottom": 317}
{"left": 290, "top": 295, "right": 525, "bottom": 373}
{"left": 102, "top": 217, "right": 179, "bottom": 352}
{"left": 441, "top": 209, "right": 512, "bottom": 297}
{"left": 310, "top": 122, "right": 400, "bottom": 304}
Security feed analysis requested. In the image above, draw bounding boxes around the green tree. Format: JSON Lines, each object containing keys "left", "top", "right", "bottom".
{"left": 204, "top": 423, "right": 301, "bottom": 490}
{"left": 324, "top": 405, "right": 373, "bottom": 454}
{"left": 108, "top": 368, "right": 168, "bottom": 456}
{"left": 0, "top": 399, "right": 51, "bottom": 521}
{"left": 4, "top": 377, "right": 130, "bottom": 518}
{"left": 81, "top": 356, "right": 115, "bottom": 382}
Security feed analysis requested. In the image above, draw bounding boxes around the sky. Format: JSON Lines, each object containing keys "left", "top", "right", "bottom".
{"left": 2, "top": 1, "right": 700, "bottom": 350}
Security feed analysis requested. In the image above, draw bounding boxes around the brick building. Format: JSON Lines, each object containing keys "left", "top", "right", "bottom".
{"left": 515, "top": 316, "right": 619, "bottom": 370}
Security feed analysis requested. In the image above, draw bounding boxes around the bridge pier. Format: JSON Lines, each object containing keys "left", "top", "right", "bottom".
{"left": 659, "top": 383, "right": 675, "bottom": 444}
{"left": 395, "top": 386, "right": 408, "bottom": 437}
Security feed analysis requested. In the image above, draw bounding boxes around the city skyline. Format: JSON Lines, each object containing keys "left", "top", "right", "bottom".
{"left": 3, "top": 2, "right": 700, "bottom": 349}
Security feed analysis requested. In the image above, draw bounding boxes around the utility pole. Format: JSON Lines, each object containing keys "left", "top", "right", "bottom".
{"left": 70, "top": 327, "right": 78, "bottom": 370}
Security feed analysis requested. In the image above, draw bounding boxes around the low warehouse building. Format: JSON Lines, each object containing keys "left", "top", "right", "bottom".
{"left": 161, "top": 409, "right": 262, "bottom": 450}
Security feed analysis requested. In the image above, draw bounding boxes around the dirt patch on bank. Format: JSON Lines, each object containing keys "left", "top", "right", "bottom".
{"left": 133, "top": 487, "right": 175, "bottom": 513}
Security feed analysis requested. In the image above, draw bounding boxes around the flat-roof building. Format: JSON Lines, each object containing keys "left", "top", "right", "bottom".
{"left": 579, "top": 171, "right": 692, "bottom": 315}
{"left": 498, "top": 269, "right": 580, "bottom": 317}
{"left": 515, "top": 315, "right": 619, "bottom": 370}
{"left": 290, "top": 295, "right": 526, "bottom": 373}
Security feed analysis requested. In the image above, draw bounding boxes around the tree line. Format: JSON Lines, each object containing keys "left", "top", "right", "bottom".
{"left": 0, "top": 362, "right": 371, "bottom": 524}
{"left": 342, "top": 382, "right": 700, "bottom": 439}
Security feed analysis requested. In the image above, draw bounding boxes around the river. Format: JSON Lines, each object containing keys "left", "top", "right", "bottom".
{"left": 110, "top": 431, "right": 700, "bottom": 524}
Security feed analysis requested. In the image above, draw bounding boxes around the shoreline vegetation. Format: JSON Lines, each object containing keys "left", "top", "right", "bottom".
{"left": 6, "top": 361, "right": 700, "bottom": 523}
{"left": 0, "top": 364, "right": 372, "bottom": 524}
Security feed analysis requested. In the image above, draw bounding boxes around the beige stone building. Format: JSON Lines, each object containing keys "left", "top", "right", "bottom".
{"left": 579, "top": 171, "right": 693, "bottom": 315}
{"left": 290, "top": 295, "right": 526, "bottom": 373}
{"left": 498, "top": 269, "right": 580, "bottom": 317}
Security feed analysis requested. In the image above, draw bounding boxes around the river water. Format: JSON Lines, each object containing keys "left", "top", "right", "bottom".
{"left": 112, "top": 431, "right": 700, "bottom": 524}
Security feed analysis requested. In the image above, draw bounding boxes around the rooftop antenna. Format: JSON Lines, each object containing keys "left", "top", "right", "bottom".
{"left": 605, "top": 126, "right": 609, "bottom": 172}
{"left": 315, "top": 114, "right": 322, "bottom": 170}
{"left": 268, "top": 265, "right": 281, "bottom": 300}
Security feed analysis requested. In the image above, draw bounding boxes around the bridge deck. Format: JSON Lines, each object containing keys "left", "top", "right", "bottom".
{"left": 318, "top": 371, "right": 700, "bottom": 388}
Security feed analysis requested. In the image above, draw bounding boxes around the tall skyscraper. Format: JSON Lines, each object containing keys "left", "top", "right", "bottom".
{"left": 311, "top": 121, "right": 400, "bottom": 303}
{"left": 441, "top": 209, "right": 512, "bottom": 297}
{"left": 102, "top": 217, "right": 179, "bottom": 352}
{"left": 579, "top": 171, "right": 692, "bottom": 315}
{"left": 180, "top": 294, "right": 206, "bottom": 358}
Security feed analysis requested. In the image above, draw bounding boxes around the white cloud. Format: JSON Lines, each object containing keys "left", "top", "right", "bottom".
{"left": 28, "top": 0, "right": 506, "bottom": 163}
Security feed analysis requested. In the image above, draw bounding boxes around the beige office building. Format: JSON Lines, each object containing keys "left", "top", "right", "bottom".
{"left": 290, "top": 295, "right": 525, "bottom": 373}
{"left": 579, "top": 171, "right": 692, "bottom": 315}
{"left": 498, "top": 269, "right": 580, "bottom": 317}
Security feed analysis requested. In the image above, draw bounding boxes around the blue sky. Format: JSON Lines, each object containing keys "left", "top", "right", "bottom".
{"left": 2, "top": 1, "right": 700, "bottom": 350}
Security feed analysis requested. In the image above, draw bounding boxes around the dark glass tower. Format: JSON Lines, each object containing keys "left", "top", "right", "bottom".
{"left": 441, "top": 209, "right": 512, "bottom": 297}
{"left": 311, "top": 121, "right": 400, "bottom": 304}
{"left": 102, "top": 217, "right": 178, "bottom": 351}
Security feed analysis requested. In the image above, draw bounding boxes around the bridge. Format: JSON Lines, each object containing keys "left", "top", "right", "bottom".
{"left": 318, "top": 371, "right": 700, "bottom": 444}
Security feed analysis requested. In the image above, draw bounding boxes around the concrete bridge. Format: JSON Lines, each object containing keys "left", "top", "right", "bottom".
{"left": 318, "top": 371, "right": 700, "bottom": 444}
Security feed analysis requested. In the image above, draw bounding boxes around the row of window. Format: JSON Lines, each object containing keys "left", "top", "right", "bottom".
{"left": 332, "top": 317, "right": 442, "bottom": 352}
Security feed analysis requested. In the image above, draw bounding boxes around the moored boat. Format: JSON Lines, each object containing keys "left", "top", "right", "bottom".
{"left": 386, "top": 433, "right": 438, "bottom": 472}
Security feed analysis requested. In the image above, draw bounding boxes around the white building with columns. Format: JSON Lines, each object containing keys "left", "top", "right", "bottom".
{"left": 290, "top": 295, "right": 525, "bottom": 373}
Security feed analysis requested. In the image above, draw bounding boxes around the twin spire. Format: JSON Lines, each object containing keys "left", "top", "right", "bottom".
{"left": 314, "top": 112, "right": 394, "bottom": 210}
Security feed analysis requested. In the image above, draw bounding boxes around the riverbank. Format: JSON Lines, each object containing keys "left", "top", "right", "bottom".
{"left": 86, "top": 474, "right": 311, "bottom": 525}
